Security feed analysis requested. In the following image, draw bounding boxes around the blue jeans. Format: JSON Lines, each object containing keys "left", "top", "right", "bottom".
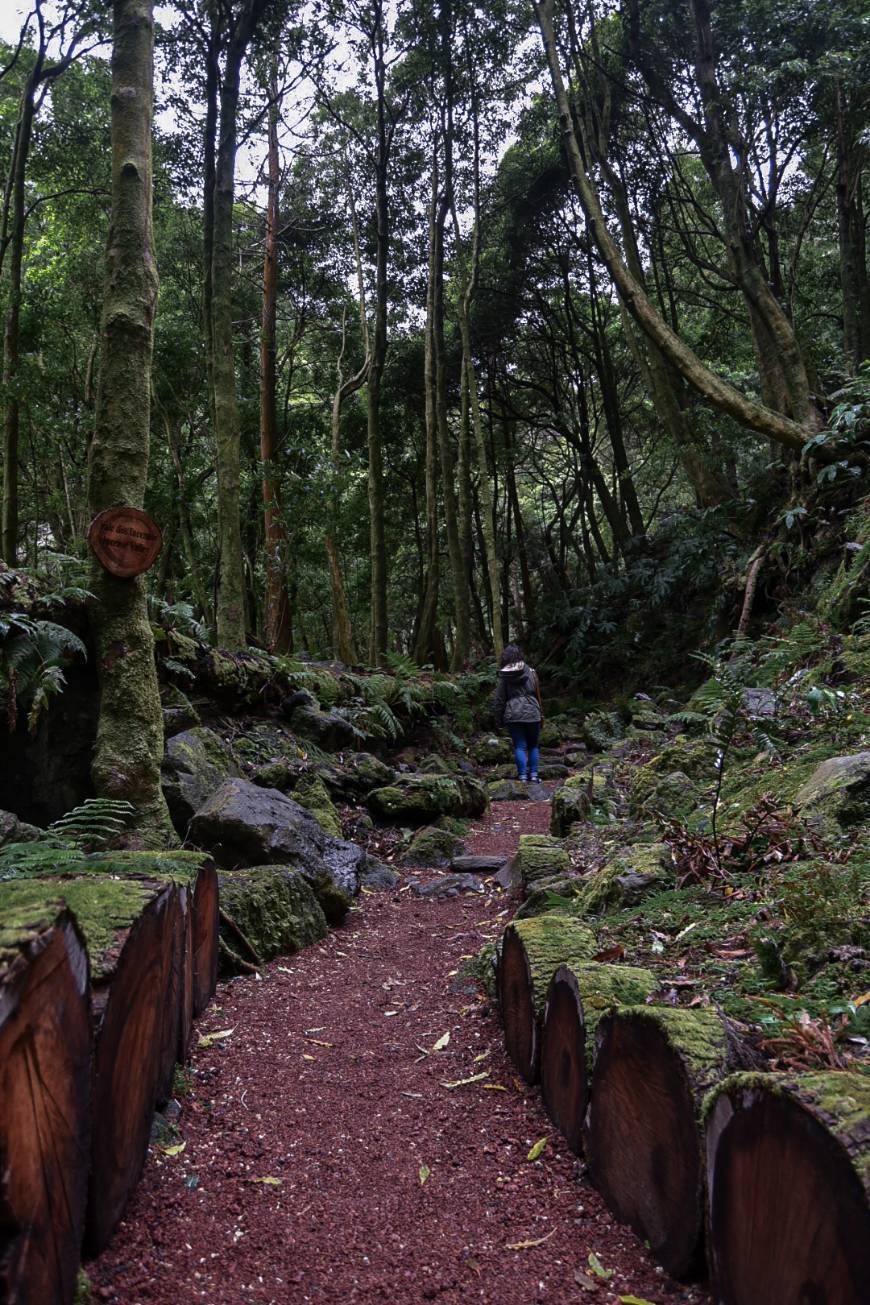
{"left": 506, "top": 722, "right": 541, "bottom": 780}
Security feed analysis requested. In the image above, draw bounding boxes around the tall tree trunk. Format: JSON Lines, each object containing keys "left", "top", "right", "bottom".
{"left": 835, "top": 80, "right": 870, "bottom": 372}
{"left": 259, "top": 58, "right": 293, "bottom": 654}
{"left": 414, "top": 156, "right": 441, "bottom": 666}
{"left": 367, "top": 5, "right": 390, "bottom": 663}
{"left": 88, "top": 0, "right": 173, "bottom": 846}
{"left": 1, "top": 74, "right": 37, "bottom": 564}
{"left": 211, "top": 1, "right": 265, "bottom": 650}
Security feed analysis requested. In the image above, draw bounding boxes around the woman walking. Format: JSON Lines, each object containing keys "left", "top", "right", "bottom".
{"left": 492, "top": 644, "right": 543, "bottom": 784}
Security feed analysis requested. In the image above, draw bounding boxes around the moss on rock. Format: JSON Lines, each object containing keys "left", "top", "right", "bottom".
{"left": 512, "top": 833, "right": 570, "bottom": 891}
{"left": 578, "top": 843, "right": 672, "bottom": 915}
{"left": 368, "top": 773, "right": 486, "bottom": 824}
{"left": 293, "top": 775, "right": 342, "bottom": 839}
{"left": 400, "top": 825, "right": 463, "bottom": 868}
{"left": 218, "top": 864, "right": 327, "bottom": 967}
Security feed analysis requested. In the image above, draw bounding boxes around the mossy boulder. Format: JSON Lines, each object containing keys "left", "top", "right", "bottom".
{"left": 251, "top": 758, "right": 304, "bottom": 792}
{"left": 346, "top": 753, "right": 396, "bottom": 794}
{"left": 367, "top": 774, "right": 487, "bottom": 825}
{"left": 577, "top": 842, "right": 672, "bottom": 914}
{"left": 288, "top": 702, "right": 356, "bottom": 752}
{"left": 515, "top": 876, "right": 585, "bottom": 920}
{"left": 471, "top": 736, "right": 512, "bottom": 764}
{"left": 550, "top": 784, "right": 590, "bottom": 835}
{"left": 488, "top": 779, "right": 535, "bottom": 802}
{"left": 794, "top": 753, "right": 870, "bottom": 829}
{"left": 512, "top": 833, "right": 571, "bottom": 892}
{"left": 0, "top": 809, "right": 41, "bottom": 847}
{"left": 582, "top": 710, "right": 624, "bottom": 752}
{"left": 218, "top": 865, "right": 327, "bottom": 968}
{"left": 293, "top": 775, "right": 342, "bottom": 838}
{"left": 161, "top": 726, "right": 241, "bottom": 834}
{"left": 400, "top": 825, "right": 463, "bottom": 868}
{"left": 420, "top": 754, "right": 455, "bottom": 775}
{"left": 189, "top": 778, "right": 367, "bottom": 919}
{"left": 628, "top": 696, "right": 666, "bottom": 731}
{"left": 629, "top": 768, "right": 700, "bottom": 821}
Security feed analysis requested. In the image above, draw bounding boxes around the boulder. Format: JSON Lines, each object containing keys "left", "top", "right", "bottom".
{"left": 189, "top": 778, "right": 368, "bottom": 921}
{"left": 515, "top": 876, "right": 585, "bottom": 920}
{"left": 293, "top": 774, "right": 342, "bottom": 838}
{"left": 367, "top": 773, "right": 487, "bottom": 825}
{"left": 0, "top": 809, "right": 41, "bottom": 847}
{"left": 400, "top": 825, "right": 463, "bottom": 868}
{"left": 360, "top": 861, "right": 400, "bottom": 891}
{"left": 550, "top": 784, "right": 591, "bottom": 835}
{"left": 471, "top": 736, "right": 512, "bottom": 764}
{"left": 345, "top": 753, "right": 395, "bottom": 795}
{"left": 582, "top": 710, "right": 624, "bottom": 752}
{"left": 577, "top": 842, "right": 672, "bottom": 914}
{"left": 742, "top": 687, "right": 779, "bottom": 719}
{"left": 451, "top": 854, "right": 508, "bottom": 875}
{"left": 290, "top": 702, "right": 356, "bottom": 751}
{"left": 794, "top": 753, "right": 870, "bottom": 828}
{"left": 487, "top": 779, "right": 549, "bottom": 802}
{"left": 161, "top": 726, "right": 241, "bottom": 834}
{"left": 218, "top": 866, "right": 327, "bottom": 969}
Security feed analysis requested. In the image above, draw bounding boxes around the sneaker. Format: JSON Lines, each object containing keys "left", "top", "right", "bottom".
{"left": 530, "top": 774, "right": 539, "bottom": 783}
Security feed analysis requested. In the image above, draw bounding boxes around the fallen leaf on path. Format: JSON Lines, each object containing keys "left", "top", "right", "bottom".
{"left": 198, "top": 1028, "right": 234, "bottom": 1048}
{"left": 574, "top": 1270, "right": 600, "bottom": 1291}
{"left": 473, "top": 1049, "right": 491, "bottom": 1063}
{"left": 618, "top": 1296, "right": 657, "bottom": 1304}
{"left": 161, "top": 1142, "right": 186, "bottom": 1157}
{"left": 418, "top": 1164, "right": 431, "bottom": 1185}
{"left": 587, "top": 1251, "right": 613, "bottom": 1280}
{"left": 441, "top": 1071, "right": 489, "bottom": 1089}
{"left": 431, "top": 1031, "right": 450, "bottom": 1052}
{"left": 483, "top": 1083, "right": 507, "bottom": 1091}
{"left": 306, "top": 1038, "right": 333, "bottom": 1047}
{"left": 301, "top": 1054, "right": 315, "bottom": 1061}
{"left": 506, "top": 1228, "right": 556, "bottom": 1250}
{"left": 527, "top": 1137, "right": 548, "bottom": 1161}
{"left": 252, "top": 1176, "right": 282, "bottom": 1186}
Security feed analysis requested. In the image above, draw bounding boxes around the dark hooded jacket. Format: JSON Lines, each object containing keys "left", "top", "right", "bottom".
{"left": 493, "top": 661, "right": 542, "bottom": 726}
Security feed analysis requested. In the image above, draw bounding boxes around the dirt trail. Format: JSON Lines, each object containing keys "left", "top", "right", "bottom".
{"left": 90, "top": 800, "right": 706, "bottom": 1305}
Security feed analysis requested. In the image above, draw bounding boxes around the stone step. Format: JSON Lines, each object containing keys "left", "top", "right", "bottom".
{"left": 450, "top": 854, "right": 508, "bottom": 875}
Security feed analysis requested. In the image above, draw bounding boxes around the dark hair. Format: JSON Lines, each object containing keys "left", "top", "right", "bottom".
{"left": 500, "top": 643, "right": 523, "bottom": 667}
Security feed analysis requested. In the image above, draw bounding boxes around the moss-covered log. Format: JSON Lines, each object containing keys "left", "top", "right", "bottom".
{"left": 497, "top": 913, "right": 596, "bottom": 1082}
{"left": 540, "top": 962, "right": 657, "bottom": 1154}
{"left": 217, "top": 865, "right": 328, "bottom": 971}
{"left": 705, "top": 1071, "right": 870, "bottom": 1304}
{"left": 0, "top": 897, "right": 91, "bottom": 1305}
{"left": 584, "top": 1006, "right": 731, "bottom": 1278}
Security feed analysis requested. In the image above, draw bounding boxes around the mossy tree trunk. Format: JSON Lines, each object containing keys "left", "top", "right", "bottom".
{"left": 414, "top": 152, "right": 442, "bottom": 666}
{"left": 87, "top": 0, "right": 174, "bottom": 846}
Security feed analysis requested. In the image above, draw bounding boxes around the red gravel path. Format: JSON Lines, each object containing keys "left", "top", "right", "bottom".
{"left": 90, "top": 801, "right": 709, "bottom": 1305}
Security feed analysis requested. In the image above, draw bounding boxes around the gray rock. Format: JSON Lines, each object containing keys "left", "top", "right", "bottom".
{"left": 400, "top": 825, "right": 463, "bottom": 868}
{"left": 0, "top": 808, "right": 41, "bottom": 847}
{"left": 344, "top": 753, "right": 395, "bottom": 795}
{"left": 410, "top": 873, "right": 484, "bottom": 898}
{"left": 360, "top": 861, "right": 400, "bottom": 891}
{"left": 550, "top": 784, "right": 591, "bottom": 835}
{"left": 290, "top": 703, "right": 356, "bottom": 751}
{"left": 189, "top": 778, "right": 369, "bottom": 920}
{"left": 450, "top": 854, "right": 508, "bottom": 874}
{"left": 161, "top": 726, "right": 241, "bottom": 834}
{"left": 794, "top": 752, "right": 870, "bottom": 827}
{"left": 487, "top": 779, "right": 549, "bottom": 802}
{"left": 368, "top": 773, "right": 487, "bottom": 825}
{"left": 742, "top": 687, "right": 779, "bottom": 719}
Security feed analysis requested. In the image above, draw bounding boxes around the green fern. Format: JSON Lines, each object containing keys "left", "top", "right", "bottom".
{"left": 1, "top": 616, "right": 87, "bottom": 731}
{"left": 49, "top": 798, "right": 136, "bottom": 850}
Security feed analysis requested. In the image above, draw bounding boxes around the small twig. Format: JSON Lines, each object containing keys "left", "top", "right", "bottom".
{"left": 219, "top": 937, "right": 259, "bottom": 975}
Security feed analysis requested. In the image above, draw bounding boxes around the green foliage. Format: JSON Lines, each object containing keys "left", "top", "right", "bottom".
{"left": 0, "top": 614, "right": 87, "bottom": 731}
{"left": 49, "top": 798, "right": 135, "bottom": 850}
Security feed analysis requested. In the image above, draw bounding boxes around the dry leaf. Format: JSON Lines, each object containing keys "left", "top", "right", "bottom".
{"left": 527, "top": 1137, "right": 548, "bottom": 1162}
{"left": 483, "top": 1083, "right": 507, "bottom": 1092}
{"left": 432, "top": 1031, "right": 450, "bottom": 1052}
{"left": 301, "top": 1054, "right": 315, "bottom": 1062}
{"left": 441, "top": 1071, "right": 489, "bottom": 1089}
{"left": 198, "top": 1027, "right": 234, "bottom": 1048}
{"left": 418, "top": 1164, "right": 431, "bottom": 1185}
{"left": 252, "top": 1176, "right": 282, "bottom": 1186}
{"left": 161, "top": 1142, "right": 186, "bottom": 1157}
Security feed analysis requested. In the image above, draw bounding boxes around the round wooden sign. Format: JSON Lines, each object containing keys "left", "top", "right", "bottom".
{"left": 87, "top": 506, "right": 163, "bottom": 579}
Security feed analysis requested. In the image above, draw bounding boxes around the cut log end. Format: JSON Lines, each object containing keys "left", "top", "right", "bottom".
{"left": 0, "top": 904, "right": 91, "bottom": 1305}
{"left": 540, "top": 965, "right": 587, "bottom": 1154}
{"left": 191, "top": 860, "right": 219, "bottom": 1016}
{"left": 706, "top": 1073, "right": 870, "bottom": 1305}
{"left": 498, "top": 926, "right": 537, "bottom": 1082}
{"left": 585, "top": 1008, "right": 726, "bottom": 1278}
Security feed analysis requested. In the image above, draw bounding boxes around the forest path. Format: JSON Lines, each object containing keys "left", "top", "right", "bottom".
{"left": 90, "top": 800, "right": 705, "bottom": 1305}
